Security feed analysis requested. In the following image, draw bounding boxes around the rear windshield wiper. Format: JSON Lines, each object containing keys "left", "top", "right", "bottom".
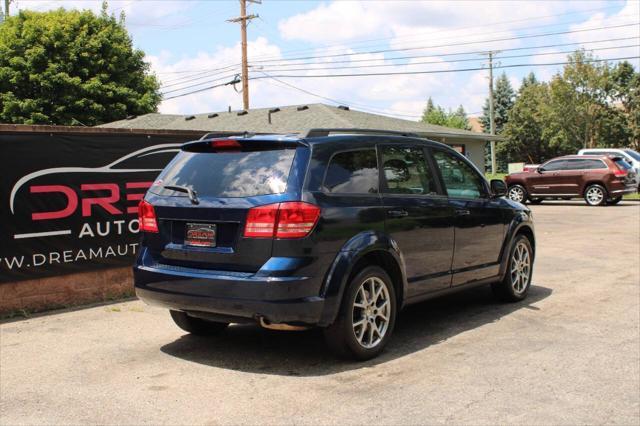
{"left": 162, "top": 185, "right": 199, "bottom": 205}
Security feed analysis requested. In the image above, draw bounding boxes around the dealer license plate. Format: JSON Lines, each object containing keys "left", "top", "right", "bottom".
{"left": 185, "top": 223, "right": 217, "bottom": 248}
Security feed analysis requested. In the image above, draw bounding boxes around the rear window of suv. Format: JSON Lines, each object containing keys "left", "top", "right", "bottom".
{"left": 150, "top": 148, "right": 297, "bottom": 198}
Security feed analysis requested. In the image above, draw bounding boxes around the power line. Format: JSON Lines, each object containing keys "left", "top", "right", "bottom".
{"left": 157, "top": 20, "right": 638, "bottom": 87}
{"left": 161, "top": 65, "right": 240, "bottom": 88}
{"left": 252, "top": 36, "right": 640, "bottom": 68}
{"left": 162, "top": 55, "right": 639, "bottom": 101}
{"left": 255, "top": 44, "right": 639, "bottom": 73}
{"left": 240, "top": 4, "right": 631, "bottom": 63}
{"left": 162, "top": 77, "right": 240, "bottom": 101}
{"left": 160, "top": 72, "right": 240, "bottom": 96}
{"left": 162, "top": 41, "right": 639, "bottom": 94}
{"left": 250, "top": 56, "right": 640, "bottom": 79}
{"left": 250, "top": 22, "right": 639, "bottom": 64}
{"left": 153, "top": 12, "right": 636, "bottom": 76}
{"left": 258, "top": 72, "right": 423, "bottom": 119}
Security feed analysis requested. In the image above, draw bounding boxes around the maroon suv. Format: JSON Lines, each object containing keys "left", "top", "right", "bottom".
{"left": 505, "top": 155, "right": 636, "bottom": 206}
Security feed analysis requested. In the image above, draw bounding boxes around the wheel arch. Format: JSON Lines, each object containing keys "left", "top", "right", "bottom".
{"left": 582, "top": 180, "right": 607, "bottom": 196}
{"left": 498, "top": 214, "right": 535, "bottom": 281}
{"left": 317, "top": 231, "right": 407, "bottom": 327}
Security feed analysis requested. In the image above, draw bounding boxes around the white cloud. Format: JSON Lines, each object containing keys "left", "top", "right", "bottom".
{"left": 14, "top": 1, "right": 193, "bottom": 30}
{"left": 566, "top": 0, "right": 640, "bottom": 64}
{"left": 151, "top": 37, "right": 290, "bottom": 114}
{"left": 278, "top": 2, "right": 387, "bottom": 43}
{"left": 22, "top": 0, "right": 637, "bottom": 121}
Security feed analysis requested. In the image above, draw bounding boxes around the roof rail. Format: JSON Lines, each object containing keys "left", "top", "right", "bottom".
{"left": 302, "top": 128, "right": 420, "bottom": 138}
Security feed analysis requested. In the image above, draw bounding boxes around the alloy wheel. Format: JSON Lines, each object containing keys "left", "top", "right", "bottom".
{"left": 351, "top": 277, "right": 391, "bottom": 349}
{"left": 510, "top": 241, "right": 531, "bottom": 294}
{"left": 508, "top": 186, "right": 525, "bottom": 203}
{"left": 586, "top": 186, "right": 604, "bottom": 205}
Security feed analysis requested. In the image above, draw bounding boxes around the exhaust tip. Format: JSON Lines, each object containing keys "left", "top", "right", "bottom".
{"left": 259, "top": 317, "right": 309, "bottom": 331}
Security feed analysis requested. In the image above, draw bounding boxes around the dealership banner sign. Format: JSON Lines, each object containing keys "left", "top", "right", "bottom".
{"left": 0, "top": 131, "right": 200, "bottom": 283}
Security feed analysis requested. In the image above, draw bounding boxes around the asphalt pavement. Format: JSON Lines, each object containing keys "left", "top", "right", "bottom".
{"left": 1, "top": 201, "right": 639, "bottom": 425}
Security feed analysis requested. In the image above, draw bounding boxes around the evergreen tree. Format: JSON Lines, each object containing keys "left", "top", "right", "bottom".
{"left": 480, "top": 72, "right": 515, "bottom": 134}
{"left": 521, "top": 72, "right": 538, "bottom": 89}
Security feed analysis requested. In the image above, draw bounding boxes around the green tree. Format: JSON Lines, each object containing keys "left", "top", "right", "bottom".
{"left": 481, "top": 72, "right": 515, "bottom": 134}
{"left": 501, "top": 52, "right": 639, "bottom": 165}
{"left": 610, "top": 61, "right": 640, "bottom": 149}
{"left": 501, "top": 80, "right": 553, "bottom": 164}
{"left": 421, "top": 97, "right": 470, "bottom": 130}
{"left": 520, "top": 72, "right": 538, "bottom": 89}
{"left": 0, "top": 3, "right": 160, "bottom": 125}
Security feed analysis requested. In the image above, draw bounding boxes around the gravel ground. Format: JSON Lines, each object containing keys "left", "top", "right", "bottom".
{"left": 1, "top": 201, "right": 639, "bottom": 425}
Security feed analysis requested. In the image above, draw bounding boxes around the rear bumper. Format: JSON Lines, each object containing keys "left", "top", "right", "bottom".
{"left": 610, "top": 186, "right": 637, "bottom": 195}
{"left": 133, "top": 253, "right": 327, "bottom": 326}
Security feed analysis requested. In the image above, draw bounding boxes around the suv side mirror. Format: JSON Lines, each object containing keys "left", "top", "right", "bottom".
{"left": 537, "top": 167, "right": 545, "bottom": 173}
{"left": 490, "top": 179, "right": 507, "bottom": 197}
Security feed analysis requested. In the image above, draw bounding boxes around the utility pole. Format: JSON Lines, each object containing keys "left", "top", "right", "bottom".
{"left": 1, "top": 0, "right": 11, "bottom": 23}
{"left": 481, "top": 50, "right": 500, "bottom": 175}
{"left": 228, "top": 0, "right": 260, "bottom": 111}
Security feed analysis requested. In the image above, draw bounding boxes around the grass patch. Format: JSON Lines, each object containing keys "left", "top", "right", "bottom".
{"left": 623, "top": 192, "right": 640, "bottom": 200}
{"left": 485, "top": 173, "right": 507, "bottom": 181}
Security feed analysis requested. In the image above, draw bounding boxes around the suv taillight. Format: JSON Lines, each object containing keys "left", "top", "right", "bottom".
{"left": 138, "top": 200, "right": 158, "bottom": 233}
{"left": 244, "top": 202, "right": 320, "bottom": 239}
{"left": 613, "top": 169, "right": 627, "bottom": 177}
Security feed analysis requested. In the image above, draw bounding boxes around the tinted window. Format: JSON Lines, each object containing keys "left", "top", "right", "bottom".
{"left": 541, "top": 160, "right": 565, "bottom": 171}
{"left": 381, "top": 146, "right": 438, "bottom": 195}
{"left": 564, "top": 159, "right": 606, "bottom": 170}
{"left": 624, "top": 150, "right": 640, "bottom": 161}
{"left": 433, "top": 150, "right": 485, "bottom": 199}
{"left": 583, "top": 159, "right": 607, "bottom": 169}
{"left": 150, "top": 148, "right": 296, "bottom": 198}
{"left": 615, "top": 159, "right": 632, "bottom": 170}
{"left": 324, "top": 149, "right": 378, "bottom": 194}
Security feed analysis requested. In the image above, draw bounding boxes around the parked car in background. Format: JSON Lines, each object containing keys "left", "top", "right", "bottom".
{"left": 505, "top": 155, "right": 637, "bottom": 206}
{"left": 577, "top": 148, "right": 640, "bottom": 191}
{"left": 134, "top": 129, "right": 536, "bottom": 360}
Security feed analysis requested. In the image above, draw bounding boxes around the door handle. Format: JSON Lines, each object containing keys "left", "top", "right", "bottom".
{"left": 388, "top": 209, "right": 409, "bottom": 218}
{"left": 455, "top": 209, "right": 471, "bottom": 217}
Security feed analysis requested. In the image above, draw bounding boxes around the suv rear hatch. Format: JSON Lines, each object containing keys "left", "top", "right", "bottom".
{"left": 612, "top": 156, "right": 637, "bottom": 185}
{"left": 142, "top": 138, "right": 308, "bottom": 273}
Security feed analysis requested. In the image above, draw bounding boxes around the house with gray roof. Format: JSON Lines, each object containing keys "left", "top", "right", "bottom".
{"left": 100, "top": 103, "right": 500, "bottom": 172}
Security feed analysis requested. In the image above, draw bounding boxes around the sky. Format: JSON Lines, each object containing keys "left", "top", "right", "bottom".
{"left": 13, "top": 0, "right": 640, "bottom": 120}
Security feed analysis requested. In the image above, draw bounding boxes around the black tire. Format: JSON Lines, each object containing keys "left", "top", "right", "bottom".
{"left": 491, "top": 235, "right": 533, "bottom": 302}
{"left": 507, "top": 184, "right": 527, "bottom": 204}
{"left": 323, "top": 266, "right": 397, "bottom": 361}
{"left": 607, "top": 196, "right": 622, "bottom": 205}
{"left": 584, "top": 184, "right": 608, "bottom": 206}
{"left": 169, "top": 310, "right": 229, "bottom": 336}
{"left": 529, "top": 198, "right": 543, "bottom": 204}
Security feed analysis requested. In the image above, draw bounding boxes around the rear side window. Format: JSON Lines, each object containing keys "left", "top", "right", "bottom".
{"left": 380, "top": 146, "right": 438, "bottom": 195}
{"left": 323, "top": 149, "right": 378, "bottom": 194}
{"left": 150, "top": 148, "right": 296, "bottom": 198}
{"left": 624, "top": 150, "right": 640, "bottom": 161}
{"left": 583, "top": 159, "right": 607, "bottom": 169}
{"left": 615, "top": 159, "right": 632, "bottom": 170}
{"left": 564, "top": 159, "right": 606, "bottom": 170}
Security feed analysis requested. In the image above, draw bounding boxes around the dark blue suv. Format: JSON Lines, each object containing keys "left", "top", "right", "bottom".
{"left": 134, "top": 129, "right": 535, "bottom": 360}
